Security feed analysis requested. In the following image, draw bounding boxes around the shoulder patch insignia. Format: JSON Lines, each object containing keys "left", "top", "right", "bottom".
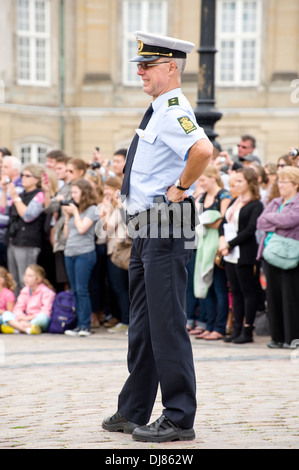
{"left": 177, "top": 116, "right": 197, "bottom": 134}
{"left": 168, "top": 97, "right": 179, "bottom": 107}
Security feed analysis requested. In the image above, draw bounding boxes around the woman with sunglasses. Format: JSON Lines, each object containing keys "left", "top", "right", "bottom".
{"left": 3, "top": 164, "right": 46, "bottom": 296}
{"left": 265, "top": 155, "right": 292, "bottom": 205}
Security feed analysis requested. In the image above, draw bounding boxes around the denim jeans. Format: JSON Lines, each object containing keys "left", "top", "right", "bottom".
{"left": 89, "top": 243, "right": 108, "bottom": 313}
{"left": 65, "top": 250, "right": 96, "bottom": 329}
{"left": 203, "top": 264, "right": 229, "bottom": 335}
{"left": 107, "top": 256, "right": 130, "bottom": 325}
{"left": 186, "top": 250, "right": 207, "bottom": 328}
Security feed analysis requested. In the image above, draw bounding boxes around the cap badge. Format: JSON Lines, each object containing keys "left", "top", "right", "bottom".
{"left": 138, "top": 40, "right": 144, "bottom": 53}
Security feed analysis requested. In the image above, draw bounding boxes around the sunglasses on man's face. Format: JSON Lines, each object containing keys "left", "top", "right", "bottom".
{"left": 137, "top": 61, "right": 170, "bottom": 71}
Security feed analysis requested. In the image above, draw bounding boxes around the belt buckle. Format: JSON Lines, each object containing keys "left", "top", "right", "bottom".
{"left": 129, "top": 217, "right": 139, "bottom": 231}
{"left": 127, "top": 215, "right": 139, "bottom": 232}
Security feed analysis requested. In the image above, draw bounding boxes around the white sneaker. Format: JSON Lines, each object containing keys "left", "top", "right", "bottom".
{"left": 108, "top": 323, "right": 129, "bottom": 333}
{"left": 64, "top": 327, "right": 80, "bottom": 336}
{"left": 79, "top": 328, "right": 91, "bottom": 337}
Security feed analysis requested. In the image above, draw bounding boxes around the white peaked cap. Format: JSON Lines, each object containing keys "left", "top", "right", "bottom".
{"left": 130, "top": 31, "right": 195, "bottom": 62}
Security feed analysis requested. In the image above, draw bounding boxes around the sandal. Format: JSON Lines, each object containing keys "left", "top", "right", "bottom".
{"left": 204, "top": 331, "right": 224, "bottom": 340}
{"left": 189, "top": 326, "right": 205, "bottom": 335}
{"left": 195, "top": 330, "right": 211, "bottom": 339}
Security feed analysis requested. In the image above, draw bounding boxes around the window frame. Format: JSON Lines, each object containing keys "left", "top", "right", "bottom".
{"left": 122, "top": 0, "right": 168, "bottom": 86}
{"left": 18, "top": 142, "right": 51, "bottom": 165}
{"left": 16, "top": 0, "right": 51, "bottom": 87}
{"left": 216, "top": 0, "right": 262, "bottom": 87}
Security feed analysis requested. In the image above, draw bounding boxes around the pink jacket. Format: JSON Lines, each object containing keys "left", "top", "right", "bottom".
{"left": 256, "top": 192, "right": 299, "bottom": 259}
{"left": 13, "top": 283, "right": 56, "bottom": 320}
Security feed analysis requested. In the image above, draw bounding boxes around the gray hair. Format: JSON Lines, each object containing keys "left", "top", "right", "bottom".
{"left": 173, "top": 58, "right": 187, "bottom": 77}
{"left": 3, "top": 156, "right": 22, "bottom": 173}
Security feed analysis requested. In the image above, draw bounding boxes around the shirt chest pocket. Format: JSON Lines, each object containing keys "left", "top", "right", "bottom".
{"left": 132, "top": 129, "right": 157, "bottom": 175}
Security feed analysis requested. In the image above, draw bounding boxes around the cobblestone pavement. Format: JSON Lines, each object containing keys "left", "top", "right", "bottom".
{"left": 0, "top": 327, "right": 298, "bottom": 450}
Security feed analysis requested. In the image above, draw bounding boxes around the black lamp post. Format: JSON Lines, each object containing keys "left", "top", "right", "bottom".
{"left": 194, "top": 0, "right": 222, "bottom": 145}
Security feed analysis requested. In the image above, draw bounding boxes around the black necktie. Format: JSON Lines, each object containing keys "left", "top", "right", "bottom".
{"left": 121, "top": 103, "right": 153, "bottom": 197}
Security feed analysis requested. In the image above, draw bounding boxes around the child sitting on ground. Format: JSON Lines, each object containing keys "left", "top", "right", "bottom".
{"left": 0, "top": 267, "right": 16, "bottom": 326}
{"left": 1, "top": 264, "right": 56, "bottom": 334}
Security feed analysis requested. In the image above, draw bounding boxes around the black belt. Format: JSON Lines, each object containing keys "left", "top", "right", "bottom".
{"left": 127, "top": 196, "right": 198, "bottom": 232}
{"left": 127, "top": 208, "right": 166, "bottom": 231}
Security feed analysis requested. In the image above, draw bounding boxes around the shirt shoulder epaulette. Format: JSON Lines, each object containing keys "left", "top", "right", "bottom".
{"left": 168, "top": 97, "right": 180, "bottom": 107}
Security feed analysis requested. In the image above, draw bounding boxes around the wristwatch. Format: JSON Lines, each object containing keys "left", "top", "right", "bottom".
{"left": 174, "top": 179, "right": 190, "bottom": 191}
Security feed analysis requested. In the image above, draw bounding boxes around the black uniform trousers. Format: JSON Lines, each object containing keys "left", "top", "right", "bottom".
{"left": 263, "top": 260, "right": 299, "bottom": 345}
{"left": 118, "top": 222, "right": 197, "bottom": 429}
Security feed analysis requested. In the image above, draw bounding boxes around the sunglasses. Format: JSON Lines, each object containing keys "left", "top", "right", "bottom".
{"left": 238, "top": 144, "right": 252, "bottom": 150}
{"left": 277, "top": 164, "right": 287, "bottom": 168}
{"left": 21, "top": 173, "right": 38, "bottom": 178}
{"left": 137, "top": 61, "right": 170, "bottom": 71}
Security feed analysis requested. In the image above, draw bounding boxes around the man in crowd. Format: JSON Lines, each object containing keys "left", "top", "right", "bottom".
{"left": 236, "top": 134, "right": 261, "bottom": 166}
{"left": 112, "top": 149, "right": 127, "bottom": 180}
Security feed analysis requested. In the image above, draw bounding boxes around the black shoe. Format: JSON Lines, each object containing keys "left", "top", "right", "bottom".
{"left": 223, "top": 326, "right": 242, "bottom": 343}
{"left": 282, "top": 342, "right": 298, "bottom": 349}
{"left": 267, "top": 341, "right": 284, "bottom": 349}
{"left": 132, "top": 414, "right": 195, "bottom": 443}
{"left": 232, "top": 325, "right": 254, "bottom": 344}
{"left": 102, "top": 411, "right": 138, "bottom": 434}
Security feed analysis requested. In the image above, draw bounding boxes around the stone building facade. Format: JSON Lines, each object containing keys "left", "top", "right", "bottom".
{"left": 0, "top": 0, "right": 298, "bottom": 165}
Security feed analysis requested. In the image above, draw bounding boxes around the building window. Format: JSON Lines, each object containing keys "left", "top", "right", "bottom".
{"left": 18, "top": 143, "right": 50, "bottom": 165}
{"left": 16, "top": 0, "right": 51, "bottom": 86}
{"left": 216, "top": 0, "right": 262, "bottom": 86}
{"left": 122, "top": 1, "right": 168, "bottom": 86}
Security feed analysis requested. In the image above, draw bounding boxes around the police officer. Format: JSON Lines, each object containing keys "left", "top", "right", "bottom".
{"left": 102, "top": 31, "right": 212, "bottom": 443}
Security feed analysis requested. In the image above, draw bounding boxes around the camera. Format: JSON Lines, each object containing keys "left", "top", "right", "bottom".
{"left": 91, "top": 161, "right": 101, "bottom": 170}
{"left": 61, "top": 199, "right": 78, "bottom": 207}
{"left": 219, "top": 156, "right": 226, "bottom": 163}
{"left": 289, "top": 148, "right": 299, "bottom": 158}
{"left": 4, "top": 177, "right": 11, "bottom": 184}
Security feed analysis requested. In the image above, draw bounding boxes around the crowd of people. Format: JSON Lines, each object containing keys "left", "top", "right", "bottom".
{"left": 0, "top": 138, "right": 299, "bottom": 348}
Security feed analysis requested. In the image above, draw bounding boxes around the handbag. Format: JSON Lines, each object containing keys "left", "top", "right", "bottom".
{"left": 215, "top": 251, "right": 225, "bottom": 269}
{"left": 263, "top": 233, "right": 299, "bottom": 270}
{"left": 111, "top": 236, "right": 132, "bottom": 270}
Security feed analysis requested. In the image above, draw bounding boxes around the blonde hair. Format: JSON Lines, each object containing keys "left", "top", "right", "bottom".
{"left": 278, "top": 166, "right": 299, "bottom": 190}
{"left": 22, "top": 164, "right": 44, "bottom": 188}
{"left": 203, "top": 165, "right": 224, "bottom": 188}
{"left": 26, "top": 264, "right": 56, "bottom": 292}
{"left": 104, "top": 176, "right": 122, "bottom": 191}
{"left": 264, "top": 162, "right": 277, "bottom": 175}
{"left": 85, "top": 169, "right": 104, "bottom": 202}
{"left": 0, "top": 266, "right": 16, "bottom": 292}
{"left": 45, "top": 168, "right": 58, "bottom": 197}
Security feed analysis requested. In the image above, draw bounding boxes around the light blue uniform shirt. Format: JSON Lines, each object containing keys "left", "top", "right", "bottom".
{"left": 125, "top": 88, "right": 208, "bottom": 215}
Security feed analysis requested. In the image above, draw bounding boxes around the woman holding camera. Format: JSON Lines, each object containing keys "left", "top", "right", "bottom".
{"left": 2, "top": 164, "right": 46, "bottom": 296}
{"left": 62, "top": 179, "right": 100, "bottom": 336}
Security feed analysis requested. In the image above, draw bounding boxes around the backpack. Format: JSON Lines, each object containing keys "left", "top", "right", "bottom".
{"left": 48, "top": 291, "right": 76, "bottom": 334}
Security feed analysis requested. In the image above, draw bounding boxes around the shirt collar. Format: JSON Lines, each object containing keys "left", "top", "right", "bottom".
{"left": 152, "top": 87, "right": 182, "bottom": 113}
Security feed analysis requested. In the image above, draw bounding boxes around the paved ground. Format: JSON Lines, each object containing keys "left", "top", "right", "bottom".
{"left": 0, "top": 327, "right": 298, "bottom": 451}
